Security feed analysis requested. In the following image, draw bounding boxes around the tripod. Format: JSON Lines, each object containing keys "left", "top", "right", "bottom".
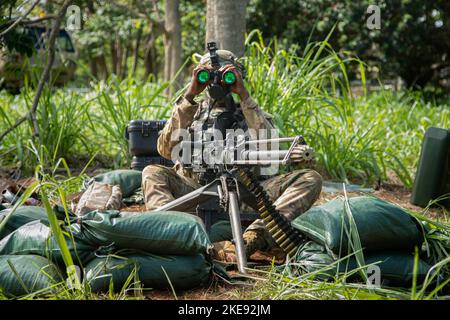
{"left": 153, "top": 169, "right": 259, "bottom": 274}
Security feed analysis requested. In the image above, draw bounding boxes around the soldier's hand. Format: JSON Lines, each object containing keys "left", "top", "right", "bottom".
{"left": 184, "top": 66, "right": 213, "bottom": 103}
{"left": 220, "top": 65, "right": 249, "bottom": 101}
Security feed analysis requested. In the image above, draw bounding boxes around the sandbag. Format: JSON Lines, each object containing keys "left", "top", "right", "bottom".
{"left": 85, "top": 252, "right": 213, "bottom": 292}
{"left": 76, "top": 210, "right": 212, "bottom": 255}
{"left": 0, "top": 220, "right": 96, "bottom": 266}
{"left": 0, "top": 206, "right": 48, "bottom": 239}
{"left": 92, "top": 169, "right": 142, "bottom": 197}
{"left": 209, "top": 220, "right": 233, "bottom": 243}
{"left": 292, "top": 196, "right": 422, "bottom": 255}
{"left": 294, "top": 241, "right": 431, "bottom": 287}
{"left": 0, "top": 255, "right": 63, "bottom": 297}
{"left": 75, "top": 182, "right": 123, "bottom": 216}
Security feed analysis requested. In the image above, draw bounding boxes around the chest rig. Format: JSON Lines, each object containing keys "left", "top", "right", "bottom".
{"left": 188, "top": 98, "right": 248, "bottom": 184}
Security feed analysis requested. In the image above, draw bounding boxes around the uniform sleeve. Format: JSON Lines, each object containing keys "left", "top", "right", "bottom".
{"left": 157, "top": 96, "right": 199, "bottom": 159}
{"left": 240, "top": 95, "right": 275, "bottom": 139}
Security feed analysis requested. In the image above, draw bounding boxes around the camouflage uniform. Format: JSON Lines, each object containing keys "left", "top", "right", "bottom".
{"left": 76, "top": 181, "right": 123, "bottom": 216}
{"left": 142, "top": 94, "right": 322, "bottom": 246}
{"left": 142, "top": 50, "right": 322, "bottom": 256}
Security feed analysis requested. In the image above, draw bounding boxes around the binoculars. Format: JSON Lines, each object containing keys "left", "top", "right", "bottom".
{"left": 196, "top": 68, "right": 236, "bottom": 85}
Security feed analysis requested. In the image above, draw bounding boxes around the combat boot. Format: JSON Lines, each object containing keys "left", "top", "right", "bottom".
{"left": 212, "top": 229, "right": 270, "bottom": 263}
{"left": 243, "top": 229, "right": 269, "bottom": 257}
{"left": 212, "top": 241, "right": 237, "bottom": 263}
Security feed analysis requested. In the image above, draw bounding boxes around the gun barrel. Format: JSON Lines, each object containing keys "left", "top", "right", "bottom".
{"left": 241, "top": 150, "right": 288, "bottom": 160}
{"left": 245, "top": 136, "right": 304, "bottom": 145}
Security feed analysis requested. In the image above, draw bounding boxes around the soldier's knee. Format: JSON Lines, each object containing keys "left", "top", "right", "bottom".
{"left": 142, "top": 165, "right": 173, "bottom": 191}
{"left": 304, "top": 170, "right": 323, "bottom": 188}
{"left": 292, "top": 169, "right": 323, "bottom": 195}
{"left": 142, "top": 164, "right": 168, "bottom": 178}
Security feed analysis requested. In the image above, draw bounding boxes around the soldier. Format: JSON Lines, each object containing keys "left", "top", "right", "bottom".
{"left": 142, "top": 49, "right": 322, "bottom": 261}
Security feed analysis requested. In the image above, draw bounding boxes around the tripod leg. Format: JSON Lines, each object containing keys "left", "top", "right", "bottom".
{"left": 228, "top": 191, "right": 248, "bottom": 274}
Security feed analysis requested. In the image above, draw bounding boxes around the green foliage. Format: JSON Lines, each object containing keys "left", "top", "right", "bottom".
{"left": 243, "top": 31, "right": 449, "bottom": 187}
{"left": 247, "top": 0, "right": 450, "bottom": 89}
{"left": 180, "top": 0, "right": 206, "bottom": 63}
{"left": 0, "top": 1, "right": 34, "bottom": 56}
{"left": 86, "top": 75, "right": 169, "bottom": 167}
{"left": 1, "top": 32, "right": 448, "bottom": 186}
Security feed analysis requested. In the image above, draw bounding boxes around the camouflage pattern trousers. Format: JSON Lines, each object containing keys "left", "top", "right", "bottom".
{"left": 142, "top": 165, "right": 322, "bottom": 245}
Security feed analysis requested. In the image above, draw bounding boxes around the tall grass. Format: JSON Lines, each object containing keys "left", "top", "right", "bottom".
{"left": 242, "top": 30, "right": 449, "bottom": 187}
{"left": 85, "top": 74, "right": 170, "bottom": 167}
{"left": 0, "top": 30, "right": 448, "bottom": 185}
{"left": 0, "top": 75, "right": 170, "bottom": 172}
{"left": 0, "top": 148, "right": 146, "bottom": 300}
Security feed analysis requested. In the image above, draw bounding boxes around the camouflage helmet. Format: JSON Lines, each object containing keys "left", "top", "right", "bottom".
{"left": 199, "top": 49, "right": 246, "bottom": 79}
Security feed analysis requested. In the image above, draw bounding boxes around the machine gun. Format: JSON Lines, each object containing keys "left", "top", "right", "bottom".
{"left": 153, "top": 133, "right": 314, "bottom": 274}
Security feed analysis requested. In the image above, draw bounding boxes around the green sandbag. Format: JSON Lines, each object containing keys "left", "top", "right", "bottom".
{"left": 292, "top": 196, "right": 422, "bottom": 255}
{"left": 85, "top": 252, "right": 213, "bottom": 292}
{"left": 77, "top": 210, "right": 213, "bottom": 255}
{"left": 0, "top": 206, "right": 49, "bottom": 239}
{"left": 294, "top": 241, "right": 431, "bottom": 287}
{"left": 0, "top": 220, "right": 96, "bottom": 266}
{"left": 0, "top": 205, "right": 75, "bottom": 240}
{"left": 209, "top": 220, "right": 233, "bottom": 243}
{"left": 92, "top": 169, "right": 142, "bottom": 197}
{"left": 0, "top": 254, "right": 63, "bottom": 297}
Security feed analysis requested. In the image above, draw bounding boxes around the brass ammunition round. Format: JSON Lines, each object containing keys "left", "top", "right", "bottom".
{"left": 257, "top": 202, "right": 266, "bottom": 209}
{"left": 260, "top": 210, "right": 271, "bottom": 218}
{"left": 280, "top": 238, "right": 292, "bottom": 249}
{"left": 269, "top": 225, "right": 281, "bottom": 234}
{"left": 275, "top": 238, "right": 284, "bottom": 247}
{"left": 288, "top": 245, "right": 299, "bottom": 254}
{"left": 288, "top": 248, "right": 298, "bottom": 257}
{"left": 266, "top": 220, "right": 277, "bottom": 229}
{"left": 272, "top": 229, "right": 284, "bottom": 240}
{"left": 262, "top": 211, "right": 272, "bottom": 219}
{"left": 275, "top": 232, "right": 288, "bottom": 244}
{"left": 284, "top": 242, "right": 297, "bottom": 253}
{"left": 240, "top": 173, "right": 250, "bottom": 180}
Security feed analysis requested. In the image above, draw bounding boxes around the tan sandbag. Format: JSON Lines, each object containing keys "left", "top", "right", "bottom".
{"left": 75, "top": 182, "right": 123, "bottom": 216}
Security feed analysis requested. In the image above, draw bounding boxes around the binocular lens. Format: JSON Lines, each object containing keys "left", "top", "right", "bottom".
{"left": 223, "top": 71, "right": 236, "bottom": 85}
{"left": 196, "top": 69, "right": 236, "bottom": 85}
{"left": 197, "top": 70, "right": 210, "bottom": 84}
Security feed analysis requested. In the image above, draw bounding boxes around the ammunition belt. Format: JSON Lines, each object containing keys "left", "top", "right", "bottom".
{"left": 238, "top": 168, "right": 305, "bottom": 257}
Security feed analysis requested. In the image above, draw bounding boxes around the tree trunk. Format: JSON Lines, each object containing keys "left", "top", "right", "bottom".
{"left": 144, "top": 33, "right": 158, "bottom": 81}
{"left": 132, "top": 26, "right": 143, "bottom": 77}
{"left": 111, "top": 39, "right": 118, "bottom": 75}
{"left": 116, "top": 39, "right": 123, "bottom": 77}
{"left": 89, "top": 54, "right": 98, "bottom": 78}
{"left": 164, "top": 0, "right": 181, "bottom": 95}
{"left": 97, "top": 55, "right": 109, "bottom": 80}
{"left": 86, "top": 1, "right": 98, "bottom": 79}
{"left": 206, "top": 0, "right": 248, "bottom": 57}
{"left": 121, "top": 42, "right": 131, "bottom": 79}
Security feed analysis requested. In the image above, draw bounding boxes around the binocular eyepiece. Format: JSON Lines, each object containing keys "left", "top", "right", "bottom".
{"left": 196, "top": 69, "right": 236, "bottom": 85}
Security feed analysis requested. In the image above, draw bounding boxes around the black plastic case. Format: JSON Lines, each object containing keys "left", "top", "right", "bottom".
{"left": 125, "top": 120, "right": 166, "bottom": 157}
{"left": 131, "top": 156, "right": 174, "bottom": 171}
